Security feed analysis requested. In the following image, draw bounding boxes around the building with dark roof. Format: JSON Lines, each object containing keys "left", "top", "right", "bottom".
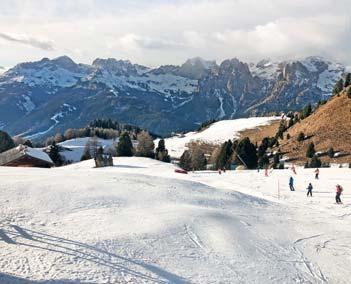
{"left": 0, "top": 145, "right": 54, "bottom": 168}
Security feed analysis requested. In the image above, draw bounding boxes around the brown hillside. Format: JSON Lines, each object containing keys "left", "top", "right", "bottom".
{"left": 239, "top": 89, "right": 351, "bottom": 165}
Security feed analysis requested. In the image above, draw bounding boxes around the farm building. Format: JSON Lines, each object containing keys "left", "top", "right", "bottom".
{"left": 0, "top": 145, "right": 54, "bottom": 168}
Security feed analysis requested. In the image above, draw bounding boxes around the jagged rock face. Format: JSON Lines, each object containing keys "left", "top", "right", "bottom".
{"left": 0, "top": 56, "right": 344, "bottom": 138}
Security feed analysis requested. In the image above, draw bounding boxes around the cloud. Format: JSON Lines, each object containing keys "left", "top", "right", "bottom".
{"left": 0, "top": 0, "right": 350, "bottom": 67}
{"left": 117, "top": 34, "right": 184, "bottom": 51}
{"left": 0, "top": 32, "right": 54, "bottom": 51}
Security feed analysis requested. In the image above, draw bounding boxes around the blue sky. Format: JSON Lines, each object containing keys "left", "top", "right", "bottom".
{"left": 0, "top": 0, "right": 350, "bottom": 68}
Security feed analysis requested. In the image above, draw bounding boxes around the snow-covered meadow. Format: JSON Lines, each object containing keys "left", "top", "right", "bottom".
{"left": 0, "top": 157, "right": 350, "bottom": 283}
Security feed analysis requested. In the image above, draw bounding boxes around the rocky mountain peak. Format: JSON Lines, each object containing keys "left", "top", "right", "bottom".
{"left": 92, "top": 58, "right": 139, "bottom": 76}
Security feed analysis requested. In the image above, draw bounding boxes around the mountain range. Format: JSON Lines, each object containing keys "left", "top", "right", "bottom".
{"left": 0, "top": 55, "right": 344, "bottom": 138}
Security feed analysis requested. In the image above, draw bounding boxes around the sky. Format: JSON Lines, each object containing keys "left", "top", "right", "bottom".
{"left": 0, "top": 0, "right": 350, "bottom": 68}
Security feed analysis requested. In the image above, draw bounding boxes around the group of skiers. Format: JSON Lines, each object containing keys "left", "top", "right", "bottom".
{"left": 288, "top": 168, "right": 344, "bottom": 204}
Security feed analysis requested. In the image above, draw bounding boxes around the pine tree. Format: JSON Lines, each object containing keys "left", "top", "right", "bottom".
{"left": 0, "top": 130, "right": 15, "bottom": 153}
{"left": 191, "top": 148, "right": 207, "bottom": 171}
{"left": 309, "top": 156, "right": 321, "bottom": 168}
{"left": 48, "top": 141, "right": 64, "bottom": 166}
{"left": 234, "top": 137, "right": 257, "bottom": 169}
{"left": 301, "top": 104, "right": 312, "bottom": 119}
{"left": 306, "top": 142, "right": 316, "bottom": 158}
{"left": 216, "top": 140, "right": 233, "bottom": 169}
{"left": 288, "top": 118, "right": 294, "bottom": 128}
{"left": 116, "top": 132, "right": 133, "bottom": 156}
{"left": 179, "top": 150, "right": 192, "bottom": 171}
{"left": 155, "top": 139, "right": 170, "bottom": 162}
{"left": 333, "top": 78, "right": 344, "bottom": 95}
{"left": 344, "top": 73, "right": 351, "bottom": 88}
{"left": 136, "top": 131, "right": 155, "bottom": 158}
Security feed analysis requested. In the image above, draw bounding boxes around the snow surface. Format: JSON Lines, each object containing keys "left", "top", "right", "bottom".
{"left": 0, "top": 157, "right": 350, "bottom": 283}
{"left": 159, "top": 117, "right": 279, "bottom": 158}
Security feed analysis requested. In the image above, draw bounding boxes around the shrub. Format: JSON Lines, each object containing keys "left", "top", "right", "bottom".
{"left": 327, "top": 147, "right": 334, "bottom": 158}
{"left": 297, "top": 132, "right": 305, "bottom": 142}
{"left": 306, "top": 142, "right": 316, "bottom": 158}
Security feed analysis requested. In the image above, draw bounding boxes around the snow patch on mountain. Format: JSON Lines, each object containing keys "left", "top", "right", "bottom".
{"left": 90, "top": 70, "right": 198, "bottom": 96}
{"left": 250, "top": 59, "right": 281, "bottom": 80}
{"left": 25, "top": 104, "right": 77, "bottom": 139}
{"left": 317, "top": 62, "right": 344, "bottom": 93}
{"left": 17, "top": 95, "right": 36, "bottom": 114}
{"left": 6, "top": 66, "right": 84, "bottom": 88}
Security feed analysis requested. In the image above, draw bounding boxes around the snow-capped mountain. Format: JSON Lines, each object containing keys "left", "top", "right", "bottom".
{"left": 0, "top": 55, "right": 345, "bottom": 138}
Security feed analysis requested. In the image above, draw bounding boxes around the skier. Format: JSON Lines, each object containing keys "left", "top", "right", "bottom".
{"left": 218, "top": 168, "right": 222, "bottom": 175}
{"left": 291, "top": 164, "right": 297, "bottom": 175}
{"left": 336, "top": 184, "right": 343, "bottom": 204}
{"left": 223, "top": 167, "right": 226, "bottom": 173}
{"left": 307, "top": 183, "right": 313, "bottom": 197}
{"left": 289, "top": 176, "right": 295, "bottom": 191}
{"left": 314, "top": 168, "right": 320, "bottom": 179}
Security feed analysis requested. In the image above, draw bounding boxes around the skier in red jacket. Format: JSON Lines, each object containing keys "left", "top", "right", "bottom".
{"left": 336, "top": 184, "right": 343, "bottom": 204}
{"left": 315, "top": 168, "right": 320, "bottom": 179}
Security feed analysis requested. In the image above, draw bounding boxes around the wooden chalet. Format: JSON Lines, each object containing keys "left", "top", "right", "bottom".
{"left": 0, "top": 145, "right": 54, "bottom": 168}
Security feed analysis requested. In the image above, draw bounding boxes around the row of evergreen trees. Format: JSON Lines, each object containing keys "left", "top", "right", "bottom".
{"left": 179, "top": 136, "right": 260, "bottom": 171}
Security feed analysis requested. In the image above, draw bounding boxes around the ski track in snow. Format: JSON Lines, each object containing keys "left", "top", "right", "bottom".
{"left": 0, "top": 158, "right": 350, "bottom": 283}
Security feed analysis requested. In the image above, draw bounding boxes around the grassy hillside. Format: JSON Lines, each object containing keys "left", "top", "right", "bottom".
{"left": 239, "top": 89, "right": 351, "bottom": 165}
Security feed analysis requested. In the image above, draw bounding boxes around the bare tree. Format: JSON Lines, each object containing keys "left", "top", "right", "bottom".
{"left": 136, "top": 131, "right": 155, "bottom": 158}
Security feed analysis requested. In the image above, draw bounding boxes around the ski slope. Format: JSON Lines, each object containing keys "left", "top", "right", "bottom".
{"left": 0, "top": 158, "right": 350, "bottom": 283}
{"left": 159, "top": 117, "right": 279, "bottom": 158}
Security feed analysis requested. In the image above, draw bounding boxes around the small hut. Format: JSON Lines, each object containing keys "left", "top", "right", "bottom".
{"left": 0, "top": 145, "right": 54, "bottom": 168}
{"left": 94, "top": 152, "right": 113, "bottom": 168}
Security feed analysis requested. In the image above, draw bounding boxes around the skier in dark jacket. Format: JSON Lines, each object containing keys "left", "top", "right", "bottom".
{"left": 336, "top": 184, "right": 343, "bottom": 204}
{"left": 307, "top": 183, "right": 313, "bottom": 197}
{"left": 289, "top": 176, "right": 295, "bottom": 191}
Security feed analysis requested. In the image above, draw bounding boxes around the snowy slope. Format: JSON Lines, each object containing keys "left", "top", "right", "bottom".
{"left": 159, "top": 117, "right": 279, "bottom": 158}
{"left": 0, "top": 158, "right": 350, "bottom": 283}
